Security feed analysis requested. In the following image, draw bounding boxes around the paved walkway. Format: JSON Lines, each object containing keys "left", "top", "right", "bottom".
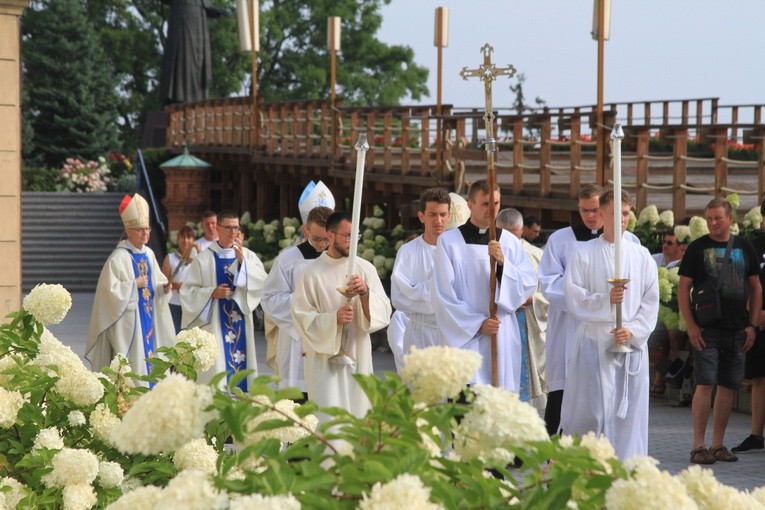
{"left": 50, "top": 293, "right": 764, "bottom": 492}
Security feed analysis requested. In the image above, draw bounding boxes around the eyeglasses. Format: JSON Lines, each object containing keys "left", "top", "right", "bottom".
{"left": 333, "top": 232, "right": 362, "bottom": 241}
{"left": 220, "top": 225, "right": 242, "bottom": 232}
{"left": 130, "top": 227, "right": 151, "bottom": 233}
{"left": 578, "top": 207, "right": 600, "bottom": 215}
{"left": 309, "top": 236, "right": 330, "bottom": 245}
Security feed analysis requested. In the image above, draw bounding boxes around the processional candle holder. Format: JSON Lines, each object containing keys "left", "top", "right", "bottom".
{"left": 607, "top": 122, "right": 633, "bottom": 354}
{"left": 328, "top": 132, "right": 369, "bottom": 367}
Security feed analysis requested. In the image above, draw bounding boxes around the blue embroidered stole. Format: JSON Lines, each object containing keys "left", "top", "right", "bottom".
{"left": 214, "top": 252, "right": 247, "bottom": 392}
{"left": 516, "top": 309, "right": 530, "bottom": 402}
{"left": 129, "top": 251, "right": 155, "bottom": 385}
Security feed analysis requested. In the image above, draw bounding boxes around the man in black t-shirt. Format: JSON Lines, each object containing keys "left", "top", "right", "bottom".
{"left": 678, "top": 198, "right": 762, "bottom": 465}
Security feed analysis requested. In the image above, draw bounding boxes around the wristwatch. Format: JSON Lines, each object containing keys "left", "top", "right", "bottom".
{"left": 748, "top": 322, "right": 761, "bottom": 332}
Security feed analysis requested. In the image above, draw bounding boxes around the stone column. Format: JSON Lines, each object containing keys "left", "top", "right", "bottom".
{"left": 0, "top": 1, "right": 28, "bottom": 316}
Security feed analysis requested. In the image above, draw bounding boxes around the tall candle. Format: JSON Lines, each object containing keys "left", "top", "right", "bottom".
{"left": 347, "top": 132, "right": 369, "bottom": 279}
{"left": 611, "top": 123, "right": 625, "bottom": 279}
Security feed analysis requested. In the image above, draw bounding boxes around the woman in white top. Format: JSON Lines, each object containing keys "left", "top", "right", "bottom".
{"left": 162, "top": 226, "right": 200, "bottom": 333}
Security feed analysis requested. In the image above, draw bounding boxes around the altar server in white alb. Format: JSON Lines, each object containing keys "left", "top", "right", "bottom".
{"left": 391, "top": 187, "right": 452, "bottom": 356}
{"left": 86, "top": 194, "right": 174, "bottom": 382}
{"left": 432, "top": 180, "right": 537, "bottom": 390}
{"left": 560, "top": 190, "right": 659, "bottom": 460}
{"left": 539, "top": 184, "right": 642, "bottom": 436}
{"left": 291, "top": 211, "right": 392, "bottom": 418}
{"left": 261, "top": 205, "right": 334, "bottom": 392}
{"left": 181, "top": 210, "right": 267, "bottom": 391}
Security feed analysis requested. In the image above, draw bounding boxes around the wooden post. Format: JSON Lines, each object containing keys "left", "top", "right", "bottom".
{"left": 634, "top": 127, "right": 650, "bottom": 212}
{"left": 672, "top": 128, "right": 688, "bottom": 221}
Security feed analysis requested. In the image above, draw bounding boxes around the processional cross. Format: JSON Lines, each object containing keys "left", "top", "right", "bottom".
{"left": 459, "top": 44, "right": 516, "bottom": 387}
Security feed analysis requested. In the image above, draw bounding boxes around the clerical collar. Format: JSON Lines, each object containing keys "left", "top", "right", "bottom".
{"left": 459, "top": 221, "right": 503, "bottom": 245}
{"left": 297, "top": 240, "right": 322, "bottom": 260}
{"left": 572, "top": 223, "right": 603, "bottom": 242}
{"left": 123, "top": 239, "right": 145, "bottom": 253}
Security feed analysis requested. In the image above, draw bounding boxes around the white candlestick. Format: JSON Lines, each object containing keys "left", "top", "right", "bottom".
{"left": 347, "top": 132, "right": 369, "bottom": 279}
{"left": 611, "top": 123, "right": 624, "bottom": 279}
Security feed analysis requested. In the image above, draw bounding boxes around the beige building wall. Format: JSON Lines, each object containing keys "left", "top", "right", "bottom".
{"left": 0, "top": 1, "right": 29, "bottom": 316}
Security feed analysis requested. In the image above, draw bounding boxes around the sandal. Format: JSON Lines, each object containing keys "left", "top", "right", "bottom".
{"left": 690, "top": 446, "right": 716, "bottom": 464}
{"left": 709, "top": 445, "right": 738, "bottom": 462}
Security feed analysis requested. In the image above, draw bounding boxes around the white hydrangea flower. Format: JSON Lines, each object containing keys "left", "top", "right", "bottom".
{"left": 689, "top": 216, "right": 709, "bottom": 241}
{"left": 659, "top": 210, "right": 674, "bottom": 228}
{"left": 636, "top": 205, "right": 660, "bottom": 227}
{"left": 68, "top": 410, "right": 86, "bottom": 427}
{"left": 108, "top": 354, "right": 135, "bottom": 385}
{"left": 175, "top": 327, "right": 219, "bottom": 373}
{"left": 173, "top": 438, "right": 218, "bottom": 474}
{"left": 107, "top": 486, "right": 163, "bottom": 510}
{"left": 33, "top": 329, "right": 84, "bottom": 372}
{"left": 401, "top": 346, "right": 481, "bottom": 404}
{"left": 0, "top": 387, "right": 25, "bottom": 428}
{"left": 359, "top": 473, "right": 443, "bottom": 510}
{"left": 674, "top": 225, "right": 691, "bottom": 244}
{"left": 111, "top": 374, "right": 217, "bottom": 455}
{"left": 62, "top": 483, "right": 97, "bottom": 510}
{"left": 725, "top": 193, "right": 740, "bottom": 209}
{"left": 752, "top": 486, "right": 765, "bottom": 506}
{"left": 744, "top": 207, "right": 763, "bottom": 229}
{"left": 22, "top": 283, "right": 72, "bottom": 325}
{"left": 0, "top": 477, "right": 28, "bottom": 508}
{"left": 33, "top": 426, "right": 64, "bottom": 451}
{"left": 43, "top": 448, "right": 99, "bottom": 488}
{"left": 161, "top": 469, "right": 228, "bottom": 510}
{"left": 229, "top": 493, "right": 302, "bottom": 510}
{"left": 581, "top": 432, "right": 617, "bottom": 473}
{"left": 730, "top": 222, "right": 740, "bottom": 235}
{"left": 53, "top": 367, "right": 105, "bottom": 407}
{"left": 90, "top": 403, "right": 121, "bottom": 446}
{"left": 454, "top": 385, "right": 548, "bottom": 464}
{"left": 240, "top": 397, "right": 318, "bottom": 447}
{"left": 97, "top": 461, "right": 124, "bottom": 489}
{"left": 605, "top": 456, "right": 696, "bottom": 510}
{"left": 679, "top": 465, "right": 764, "bottom": 509}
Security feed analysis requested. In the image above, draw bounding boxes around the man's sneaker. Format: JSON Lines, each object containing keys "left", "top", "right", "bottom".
{"left": 731, "top": 434, "right": 764, "bottom": 453}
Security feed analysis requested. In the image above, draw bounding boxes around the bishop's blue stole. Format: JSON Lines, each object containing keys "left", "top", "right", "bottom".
{"left": 129, "top": 251, "right": 155, "bottom": 386}
{"left": 214, "top": 252, "right": 248, "bottom": 392}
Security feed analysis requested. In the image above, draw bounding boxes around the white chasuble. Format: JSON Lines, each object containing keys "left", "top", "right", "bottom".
{"left": 85, "top": 241, "right": 174, "bottom": 382}
{"left": 261, "top": 242, "right": 321, "bottom": 391}
{"left": 560, "top": 236, "right": 659, "bottom": 460}
{"left": 391, "top": 236, "right": 440, "bottom": 355}
{"left": 290, "top": 253, "right": 391, "bottom": 419}
{"left": 432, "top": 225, "right": 537, "bottom": 391}
{"left": 180, "top": 243, "right": 266, "bottom": 390}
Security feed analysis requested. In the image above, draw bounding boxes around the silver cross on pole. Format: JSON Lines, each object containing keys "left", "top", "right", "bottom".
{"left": 459, "top": 44, "right": 516, "bottom": 388}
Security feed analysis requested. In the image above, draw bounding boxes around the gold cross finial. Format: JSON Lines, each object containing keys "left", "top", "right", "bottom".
{"left": 459, "top": 44, "right": 516, "bottom": 140}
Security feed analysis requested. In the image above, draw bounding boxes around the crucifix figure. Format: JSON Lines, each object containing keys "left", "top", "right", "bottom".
{"left": 459, "top": 44, "right": 516, "bottom": 387}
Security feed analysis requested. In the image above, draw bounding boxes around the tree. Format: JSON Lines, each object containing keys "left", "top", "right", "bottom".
{"left": 258, "top": 0, "right": 429, "bottom": 105}
{"left": 22, "top": 0, "right": 121, "bottom": 167}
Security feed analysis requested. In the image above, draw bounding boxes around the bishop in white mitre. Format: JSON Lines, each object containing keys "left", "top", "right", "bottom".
{"left": 86, "top": 194, "right": 175, "bottom": 384}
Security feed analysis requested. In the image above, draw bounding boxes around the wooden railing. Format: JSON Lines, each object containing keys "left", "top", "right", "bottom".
{"left": 166, "top": 96, "right": 765, "bottom": 219}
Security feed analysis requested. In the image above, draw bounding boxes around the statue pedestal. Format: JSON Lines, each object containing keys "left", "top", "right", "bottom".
{"left": 161, "top": 166, "right": 211, "bottom": 231}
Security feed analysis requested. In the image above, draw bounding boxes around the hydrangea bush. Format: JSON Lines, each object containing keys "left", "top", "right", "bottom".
{"left": 5, "top": 284, "right": 765, "bottom": 508}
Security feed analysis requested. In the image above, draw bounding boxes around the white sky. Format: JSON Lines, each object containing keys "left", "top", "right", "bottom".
{"left": 378, "top": 0, "right": 765, "bottom": 113}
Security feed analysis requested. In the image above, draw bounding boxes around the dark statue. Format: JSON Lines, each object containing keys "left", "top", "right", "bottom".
{"left": 159, "top": 0, "right": 231, "bottom": 105}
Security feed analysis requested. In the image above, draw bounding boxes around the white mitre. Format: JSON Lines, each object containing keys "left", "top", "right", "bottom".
{"left": 446, "top": 192, "right": 469, "bottom": 230}
{"left": 119, "top": 193, "right": 150, "bottom": 229}
{"left": 299, "top": 180, "right": 335, "bottom": 224}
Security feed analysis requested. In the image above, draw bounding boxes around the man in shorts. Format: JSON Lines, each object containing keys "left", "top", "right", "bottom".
{"left": 678, "top": 198, "right": 762, "bottom": 464}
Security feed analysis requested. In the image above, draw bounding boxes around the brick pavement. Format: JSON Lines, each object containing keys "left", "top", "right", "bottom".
{"left": 51, "top": 293, "right": 765, "bottom": 492}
